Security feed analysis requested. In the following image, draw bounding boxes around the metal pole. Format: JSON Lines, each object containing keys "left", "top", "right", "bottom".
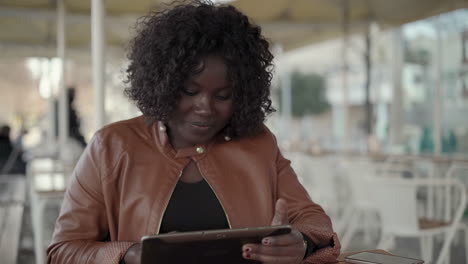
{"left": 92, "top": 0, "right": 106, "bottom": 129}
{"left": 46, "top": 59, "right": 56, "bottom": 146}
{"left": 274, "top": 44, "right": 292, "bottom": 142}
{"left": 390, "top": 28, "right": 404, "bottom": 150}
{"left": 281, "top": 68, "right": 292, "bottom": 126}
{"left": 364, "top": 24, "right": 372, "bottom": 137}
{"left": 341, "top": 0, "right": 350, "bottom": 151}
{"left": 57, "top": 0, "right": 68, "bottom": 154}
{"left": 433, "top": 19, "right": 443, "bottom": 155}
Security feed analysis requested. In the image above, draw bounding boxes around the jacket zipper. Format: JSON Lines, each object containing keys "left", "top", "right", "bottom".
{"left": 199, "top": 165, "right": 232, "bottom": 228}
{"left": 155, "top": 170, "right": 183, "bottom": 234}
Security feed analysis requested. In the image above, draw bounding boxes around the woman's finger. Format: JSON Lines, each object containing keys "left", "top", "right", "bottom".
{"left": 241, "top": 227, "right": 306, "bottom": 263}
{"left": 242, "top": 243, "right": 304, "bottom": 257}
{"left": 270, "top": 198, "right": 289, "bottom": 225}
{"left": 262, "top": 229, "right": 303, "bottom": 246}
{"left": 243, "top": 251, "right": 299, "bottom": 264}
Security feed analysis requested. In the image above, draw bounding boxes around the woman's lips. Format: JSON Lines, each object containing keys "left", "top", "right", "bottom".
{"left": 189, "top": 122, "right": 213, "bottom": 132}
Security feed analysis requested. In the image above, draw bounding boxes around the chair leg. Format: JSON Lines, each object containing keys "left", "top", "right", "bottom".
{"left": 340, "top": 209, "right": 360, "bottom": 250}
{"left": 420, "top": 236, "right": 432, "bottom": 263}
{"left": 419, "top": 236, "right": 425, "bottom": 262}
{"left": 465, "top": 226, "right": 468, "bottom": 264}
{"left": 436, "top": 231, "right": 453, "bottom": 264}
{"left": 34, "top": 199, "right": 46, "bottom": 264}
{"left": 363, "top": 211, "right": 372, "bottom": 245}
{"left": 446, "top": 246, "right": 450, "bottom": 264}
{"left": 377, "top": 234, "right": 394, "bottom": 250}
{"left": 428, "top": 235, "right": 433, "bottom": 263}
{"left": 334, "top": 206, "right": 354, "bottom": 236}
{"left": 31, "top": 194, "right": 41, "bottom": 264}
{"left": 453, "top": 226, "right": 462, "bottom": 246}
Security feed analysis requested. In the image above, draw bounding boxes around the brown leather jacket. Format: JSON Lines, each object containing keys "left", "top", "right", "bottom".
{"left": 47, "top": 116, "right": 340, "bottom": 263}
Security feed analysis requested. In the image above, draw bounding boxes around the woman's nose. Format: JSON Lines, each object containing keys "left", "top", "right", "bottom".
{"left": 194, "top": 95, "right": 213, "bottom": 116}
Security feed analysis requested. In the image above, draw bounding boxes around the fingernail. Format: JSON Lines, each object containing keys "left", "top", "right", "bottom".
{"left": 262, "top": 238, "right": 270, "bottom": 245}
{"left": 245, "top": 253, "right": 251, "bottom": 259}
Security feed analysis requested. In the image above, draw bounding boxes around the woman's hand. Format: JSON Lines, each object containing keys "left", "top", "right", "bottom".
{"left": 123, "top": 243, "right": 142, "bottom": 264}
{"left": 242, "top": 199, "right": 306, "bottom": 264}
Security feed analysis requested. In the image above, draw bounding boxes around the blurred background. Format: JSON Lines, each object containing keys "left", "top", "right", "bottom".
{"left": 1, "top": 0, "right": 468, "bottom": 264}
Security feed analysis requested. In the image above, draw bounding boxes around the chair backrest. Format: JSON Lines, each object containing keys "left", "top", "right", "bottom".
{"left": 304, "top": 157, "right": 337, "bottom": 198}
{"left": 378, "top": 156, "right": 412, "bottom": 177}
{"left": 444, "top": 162, "right": 468, "bottom": 219}
{"left": 27, "top": 158, "right": 68, "bottom": 192}
{"left": 445, "top": 162, "right": 468, "bottom": 184}
{"left": 378, "top": 156, "right": 432, "bottom": 179}
{"left": 340, "top": 157, "right": 378, "bottom": 210}
{"left": 371, "top": 178, "right": 419, "bottom": 235}
{"left": 371, "top": 178, "right": 466, "bottom": 236}
{"left": 286, "top": 152, "right": 340, "bottom": 216}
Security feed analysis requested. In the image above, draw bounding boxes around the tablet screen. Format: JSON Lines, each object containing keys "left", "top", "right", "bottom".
{"left": 140, "top": 225, "right": 291, "bottom": 264}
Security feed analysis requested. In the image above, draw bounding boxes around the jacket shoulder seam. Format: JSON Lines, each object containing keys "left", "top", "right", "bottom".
{"left": 93, "top": 131, "right": 127, "bottom": 184}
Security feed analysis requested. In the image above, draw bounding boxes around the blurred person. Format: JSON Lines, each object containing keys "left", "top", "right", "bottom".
{"left": 54, "top": 87, "right": 87, "bottom": 148}
{"left": 0, "top": 124, "right": 26, "bottom": 174}
{"left": 66, "top": 87, "right": 87, "bottom": 148}
{"left": 47, "top": 1, "right": 340, "bottom": 264}
{"left": 50, "top": 87, "right": 87, "bottom": 165}
{"left": 0, "top": 125, "right": 13, "bottom": 170}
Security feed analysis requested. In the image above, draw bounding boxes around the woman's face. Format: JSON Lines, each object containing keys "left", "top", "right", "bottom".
{"left": 167, "top": 55, "right": 234, "bottom": 149}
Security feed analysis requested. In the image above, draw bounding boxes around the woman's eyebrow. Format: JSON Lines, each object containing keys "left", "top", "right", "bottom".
{"left": 188, "top": 80, "right": 201, "bottom": 87}
{"left": 189, "top": 80, "right": 232, "bottom": 90}
{"left": 217, "top": 84, "right": 232, "bottom": 89}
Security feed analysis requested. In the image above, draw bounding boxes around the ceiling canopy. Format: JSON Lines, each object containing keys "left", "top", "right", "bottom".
{"left": 1, "top": 0, "right": 467, "bottom": 58}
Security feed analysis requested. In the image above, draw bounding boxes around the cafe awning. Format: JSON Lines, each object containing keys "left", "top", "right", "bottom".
{"left": 1, "top": 0, "right": 467, "bottom": 58}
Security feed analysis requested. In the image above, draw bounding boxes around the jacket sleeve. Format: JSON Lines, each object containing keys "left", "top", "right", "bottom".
{"left": 47, "top": 134, "right": 135, "bottom": 264}
{"left": 275, "top": 149, "right": 341, "bottom": 264}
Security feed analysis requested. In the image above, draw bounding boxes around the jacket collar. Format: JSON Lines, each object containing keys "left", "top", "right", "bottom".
{"left": 153, "top": 120, "right": 215, "bottom": 161}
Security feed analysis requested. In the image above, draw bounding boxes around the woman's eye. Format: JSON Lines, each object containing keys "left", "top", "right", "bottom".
{"left": 182, "top": 89, "right": 197, "bottom": 96}
{"left": 216, "top": 93, "right": 232, "bottom": 100}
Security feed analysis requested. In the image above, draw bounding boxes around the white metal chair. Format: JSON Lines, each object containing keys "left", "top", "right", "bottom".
{"left": 27, "top": 158, "right": 70, "bottom": 264}
{"left": 338, "top": 157, "right": 381, "bottom": 249}
{"left": 286, "top": 152, "right": 347, "bottom": 235}
{"left": 444, "top": 162, "right": 468, "bottom": 264}
{"left": 371, "top": 178, "right": 467, "bottom": 264}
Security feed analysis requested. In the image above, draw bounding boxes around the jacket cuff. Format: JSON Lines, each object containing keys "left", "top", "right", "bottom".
{"left": 98, "top": 241, "right": 138, "bottom": 264}
{"left": 293, "top": 224, "right": 341, "bottom": 264}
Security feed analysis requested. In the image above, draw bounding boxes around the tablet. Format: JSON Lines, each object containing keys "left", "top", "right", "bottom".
{"left": 140, "top": 225, "right": 292, "bottom": 264}
{"left": 344, "top": 252, "right": 424, "bottom": 264}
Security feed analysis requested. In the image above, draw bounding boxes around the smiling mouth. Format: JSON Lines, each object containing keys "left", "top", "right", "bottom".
{"left": 190, "top": 122, "right": 214, "bottom": 129}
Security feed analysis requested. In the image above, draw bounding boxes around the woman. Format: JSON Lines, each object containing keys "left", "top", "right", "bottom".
{"left": 47, "top": 1, "right": 340, "bottom": 263}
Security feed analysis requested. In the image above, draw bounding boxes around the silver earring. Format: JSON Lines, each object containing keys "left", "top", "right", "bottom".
{"left": 224, "top": 135, "right": 231, "bottom": 141}
{"left": 159, "top": 124, "right": 166, "bottom": 132}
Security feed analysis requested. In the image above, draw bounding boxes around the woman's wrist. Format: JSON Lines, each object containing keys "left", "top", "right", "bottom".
{"left": 301, "top": 233, "right": 316, "bottom": 259}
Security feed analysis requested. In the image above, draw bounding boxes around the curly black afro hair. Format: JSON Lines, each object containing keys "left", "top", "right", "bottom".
{"left": 124, "top": 0, "right": 275, "bottom": 138}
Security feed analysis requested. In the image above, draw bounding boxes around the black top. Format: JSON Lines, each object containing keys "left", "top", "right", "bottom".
{"left": 159, "top": 179, "right": 229, "bottom": 233}
{"left": 158, "top": 179, "right": 315, "bottom": 259}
